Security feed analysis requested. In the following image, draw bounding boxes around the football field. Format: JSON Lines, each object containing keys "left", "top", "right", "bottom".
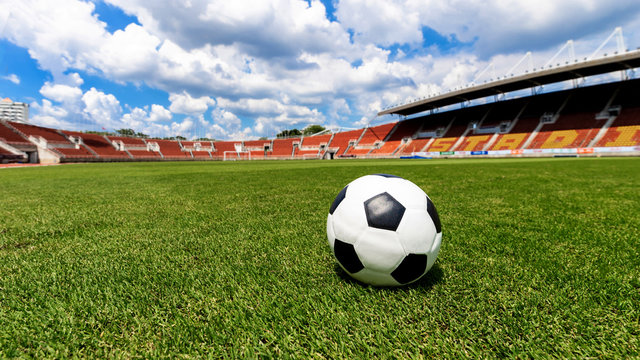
{"left": 1, "top": 158, "right": 638, "bottom": 357}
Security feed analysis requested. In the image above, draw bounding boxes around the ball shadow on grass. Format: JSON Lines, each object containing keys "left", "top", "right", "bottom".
{"left": 334, "top": 262, "right": 444, "bottom": 291}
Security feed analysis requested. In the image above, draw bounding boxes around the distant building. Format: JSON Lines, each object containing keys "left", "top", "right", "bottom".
{"left": 0, "top": 98, "right": 29, "bottom": 123}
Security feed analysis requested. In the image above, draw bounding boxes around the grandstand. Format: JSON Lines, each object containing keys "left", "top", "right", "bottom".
{"left": 243, "top": 140, "right": 271, "bottom": 159}
{"left": 2, "top": 41, "right": 640, "bottom": 164}
{"left": 61, "top": 131, "right": 130, "bottom": 160}
{"left": 295, "top": 133, "right": 332, "bottom": 158}
{"left": 270, "top": 138, "right": 300, "bottom": 158}
{"left": 325, "top": 129, "right": 364, "bottom": 158}
{"left": 180, "top": 141, "right": 213, "bottom": 159}
{"left": 2, "top": 75, "right": 640, "bottom": 164}
{"left": 151, "top": 139, "right": 191, "bottom": 160}
{"left": 211, "top": 141, "right": 243, "bottom": 160}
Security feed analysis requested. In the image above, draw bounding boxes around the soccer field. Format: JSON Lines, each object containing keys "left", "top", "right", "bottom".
{"left": 1, "top": 158, "right": 639, "bottom": 357}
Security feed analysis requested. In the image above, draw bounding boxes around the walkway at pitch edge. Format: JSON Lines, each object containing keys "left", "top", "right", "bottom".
{"left": 0, "top": 163, "right": 62, "bottom": 169}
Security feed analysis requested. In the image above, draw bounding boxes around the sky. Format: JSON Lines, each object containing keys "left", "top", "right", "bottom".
{"left": 1, "top": 0, "right": 640, "bottom": 140}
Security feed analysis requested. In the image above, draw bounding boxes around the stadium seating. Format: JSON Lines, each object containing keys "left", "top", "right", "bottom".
{"left": 62, "top": 131, "right": 130, "bottom": 159}
{"left": 345, "top": 123, "right": 397, "bottom": 156}
{"left": 189, "top": 151, "right": 210, "bottom": 159}
{"left": 0, "top": 143, "right": 25, "bottom": 162}
{"left": 326, "top": 129, "right": 363, "bottom": 157}
{"left": 597, "top": 125, "right": 640, "bottom": 147}
{"left": 479, "top": 101, "right": 522, "bottom": 128}
{"left": 211, "top": 141, "right": 242, "bottom": 160}
{"left": 346, "top": 148, "right": 373, "bottom": 156}
{"left": 295, "top": 149, "right": 323, "bottom": 158}
{"left": 399, "top": 139, "right": 430, "bottom": 154}
{"left": 9, "top": 121, "right": 70, "bottom": 144}
{"left": 527, "top": 113, "right": 602, "bottom": 149}
{"left": 7, "top": 121, "right": 97, "bottom": 160}
{"left": 391, "top": 117, "right": 424, "bottom": 140}
{"left": 181, "top": 140, "right": 213, "bottom": 149}
{"left": 51, "top": 147, "right": 95, "bottom": 159}
{"left": 106, "top": 136, "right": 146, "bottom": 147}
{"left": 423, "top": 117, "right": 469, "bottom": 152}
{"left": 0, "top": 121, "right": 30, "bottom": 145}
{"left": 595, "top": 107, "right": 640, "bottom": 147}
{"left": 180, "top": 140, "right": 213, "bottom": 159}
{"left": 368, "top": 141, "right": 401, "bottom": 156}
{"left": 488, "top": 117, "right": 535, "bottom": 150}
{"left": 454, "top": 135, "right": 493, "bottom": 152}
{"left": 127, "top": 150, "right": 161, "bottom": 159}
{"left": 269, "top": 138, "right": 300, "bottom": 158}
{"left": 294, "top": 134, "right": 331, "bottom": 158}
{"left": 300, "top": 134, "right": 332, "bottom": 147}
{"left": 243, "top": 140, "right": 271, "bottom": 159}
{"left": 147, "top": 139, "right": 189, "bottom": 159}
{"left": 106, "top": 136, "right": 162, "bottom": 159}
{"left": 357, "top": 123, "right": 396, "bottom": 145}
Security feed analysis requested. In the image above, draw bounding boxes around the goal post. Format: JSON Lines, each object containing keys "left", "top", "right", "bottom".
{"left": 223, "top": 151, "right": 251, "bottom": 161}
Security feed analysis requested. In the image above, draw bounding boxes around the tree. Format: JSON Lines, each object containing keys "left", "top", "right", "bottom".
{"left": 276, "top": 129, "right": 302, "bottom": 138}
{"left": 303, "top": 124, "right": 326, "bottom": 136}
{"left": 175, "top": 136, "right": 187, "bottom": 140}
{"left": 115, "top": 128, "right": 135, "bottom": 136}
{"left": 86, "top": 130, "right": 111, "bottom": 136}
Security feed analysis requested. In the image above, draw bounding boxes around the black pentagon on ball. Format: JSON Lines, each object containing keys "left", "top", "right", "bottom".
{"left": 364, "top": 192, "right": 405, "bottom": 231}
{"left": 329, "top": 186, "right": 348, "bottom": 215}
{"left": 333, "top": 239, "right": 364, "bottom": 273}
{"left": 372, "top": 173, "right": 402, "bottom": 179}
{"left": 391, "top": 253, "right": 428, "bottom": 284}
{"left": 426, "top": 196, "right": 442, "bottom": 233}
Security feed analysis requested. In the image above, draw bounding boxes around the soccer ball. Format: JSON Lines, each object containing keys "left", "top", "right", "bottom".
{"left": 326, "top": 174, "right": 442, "bottom": 286}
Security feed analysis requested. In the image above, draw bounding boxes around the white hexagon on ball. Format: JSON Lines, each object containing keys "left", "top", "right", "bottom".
{"left": 327, "top": 174, "right": 443, "bottom": 286}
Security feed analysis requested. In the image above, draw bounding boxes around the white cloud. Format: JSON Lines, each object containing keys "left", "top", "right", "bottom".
{"left": 3, "top": 0, "right": 108, "bottom": 79}
{"left": 82, "top": 87, "right": 122, "bottom": 127}
{"left": 328, "top": 98, "right": 352, "bottom": 122}
{"left": 169, "top": 91, "right": 216, "bottom": 115}
{"left": 336, "top": 0, "right": 640, "bottom": 56}
{"left": 2, "top": 74, "right": 20, "bottom": 84}
{"left": 336, "top": 0, "right": 422, "bottom": 46}
{"left": 170, "top": 117, "right": 195, "bottom": 136}
{"left": 122, "top": 104, "right": 173, "bottom": 124}
{"left": 29, "top": 84, "right": 188, "bottom": 137}
{"left": 29, "top": 99, "right": 69, "bottom": 128}
{"left": 39, "top": 82, "right": 83, "bottom": 104}
{"left": 148, "top": 104, "right": 172, "bottom": 122}
{"left": 108, "top": 0, "right": 353, "bottom": 58}
{"left": 6, "top": 0, "right": 640, "bottom": 140}
{"left": 90, "top": 23, "right": 162, "bottom": 81}
{"left": 211, "top": 108, "right": 241, "bottom": 128}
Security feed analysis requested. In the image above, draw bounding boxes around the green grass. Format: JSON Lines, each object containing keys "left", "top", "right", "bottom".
{"left": 0, "top": 158, "right": 639, "bottom": 358}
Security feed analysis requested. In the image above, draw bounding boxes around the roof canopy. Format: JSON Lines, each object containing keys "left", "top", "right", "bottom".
{"left": 378, "top": 49, "right": 640, "bottom": 117}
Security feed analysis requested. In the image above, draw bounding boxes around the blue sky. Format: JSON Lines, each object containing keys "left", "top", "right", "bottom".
{"left": 1, "top": 0, "right": 640, "bottom": 139}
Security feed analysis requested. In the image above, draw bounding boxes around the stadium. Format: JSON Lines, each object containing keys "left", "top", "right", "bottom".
{"left": 1, "top": 2, "right": 639, "bottom": 358}
{"left": 2, "top": 46, "right": 640, "bottom": 163}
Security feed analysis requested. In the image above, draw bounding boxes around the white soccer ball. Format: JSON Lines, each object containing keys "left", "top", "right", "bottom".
{"left": 326, "top": 174, "right": 442, "bottom": 286}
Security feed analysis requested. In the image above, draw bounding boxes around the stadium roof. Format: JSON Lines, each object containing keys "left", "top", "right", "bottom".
{"left": 378, "top": 49, "right": 640, "bottom": 117}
